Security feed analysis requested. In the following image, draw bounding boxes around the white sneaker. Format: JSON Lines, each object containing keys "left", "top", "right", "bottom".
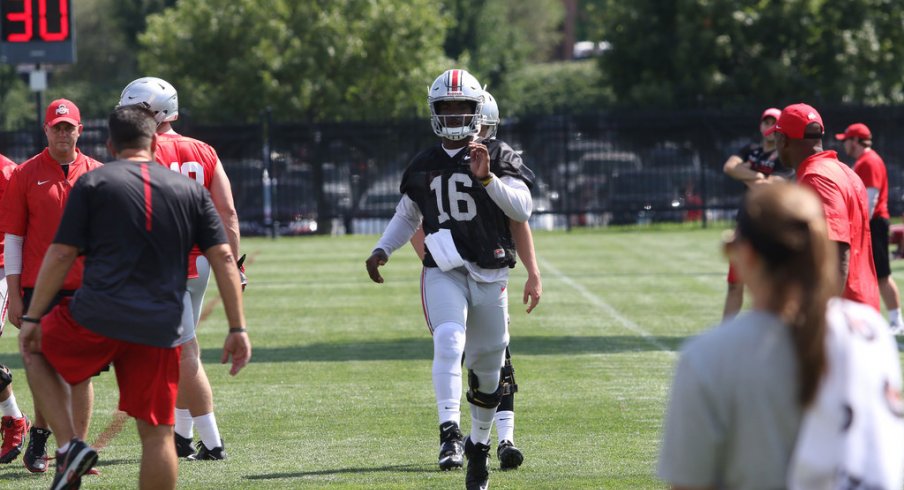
{"left": 890, "top": 323, "right": 904, "bottom": 336}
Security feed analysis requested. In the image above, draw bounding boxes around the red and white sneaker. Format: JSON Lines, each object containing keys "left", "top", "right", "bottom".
{"left": 0, "top": 415, "right": 30, "bottom": 463}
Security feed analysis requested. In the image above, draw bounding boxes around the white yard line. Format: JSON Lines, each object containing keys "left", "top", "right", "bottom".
{"left": 540, "top": 257, "right": 676, "bottom": 356}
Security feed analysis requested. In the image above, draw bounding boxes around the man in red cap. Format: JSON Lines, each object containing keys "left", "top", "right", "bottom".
{"left": 721, "top": 107, "right": 794, "bottom": 318}
{"left": 769, "top": 103, "right": 880, "bottom": 310}
{"left": 0, "top": 99, "right": 104, "bottom": 473}
{"left": 836, "top": 123, "right": 903, "bottom": 330}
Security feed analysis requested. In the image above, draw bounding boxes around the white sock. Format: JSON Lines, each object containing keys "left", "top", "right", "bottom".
{"left": 470, "top": 405, "right": 495, "bottom": 446}
{"left": 890, "top": 308, "right": 903, "bottom": 326}
{"left": 58, "top": 441, "right": 70, "bottom": 454}
{"left": 495, "top": 410, "right": 514, "bottom": 443}
{"left": 194, "top": 412, "right": 222, "bottom": 449}
{"left": 174, "top": 408, "right": 193, "bottom": 439}
{"left": 0, "top": 393, "right": 22, "bottom": 418}
{"left": 433, "top": 323, "right": 465, "bottom": 426}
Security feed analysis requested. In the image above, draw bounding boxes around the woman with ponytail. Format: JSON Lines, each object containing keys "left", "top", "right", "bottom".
{"left": 657, "top": 183, "right": 903, "bottom": 489}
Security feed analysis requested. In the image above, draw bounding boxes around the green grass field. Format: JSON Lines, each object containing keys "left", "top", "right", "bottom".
{"left": 1, "top": 226, "right": 898, "bottom": 489}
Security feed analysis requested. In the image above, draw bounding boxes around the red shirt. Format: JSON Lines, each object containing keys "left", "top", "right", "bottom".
{"left": 797, "top": 150, "right": 880, "bottom": 311}
{"left": 154, "top": 131, "right": 221, "bottom": 278}
{"left": 853, "top": 149, "right": 889, "bottom": 220}
{"left": 0, "top": 154, "right": 17, "bottom": 268}
{"left": 0, "top": 149, "right": 103, "bottom": 289}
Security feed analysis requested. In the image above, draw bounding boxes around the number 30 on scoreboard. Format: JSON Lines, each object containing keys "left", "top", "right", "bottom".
{"left": 0, "top": 0, "right": 75, "bottom": 64}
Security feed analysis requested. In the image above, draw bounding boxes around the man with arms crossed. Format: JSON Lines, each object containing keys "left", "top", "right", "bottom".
{"left": 721, "top": 107, "right": 793, "bottom": 318}
{"left": 0, "top": 100, "right": 103, "bottom": 472}
{"left": 18, "top": 105, "right": 251, "bottom": 489}
{"left": 119, "top": 77, "right": 242, "bottom": 460}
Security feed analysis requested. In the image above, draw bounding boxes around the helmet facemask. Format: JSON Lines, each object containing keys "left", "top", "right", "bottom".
{"left": 430, "top": 100, "right": 482, "bottom": 141}
{"left": 428, "top": 69, "right": 484, "bottom": 141}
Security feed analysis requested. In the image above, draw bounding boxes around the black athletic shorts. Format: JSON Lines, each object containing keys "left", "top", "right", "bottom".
{"left": 871, "top": 217, "right": 891, "bottom": 279}
{"left": 22, "top": 288, "right": 76, "bottom": 316}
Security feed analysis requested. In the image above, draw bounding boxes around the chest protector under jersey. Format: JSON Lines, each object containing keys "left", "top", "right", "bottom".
{"left": 401, "top": 139, "right": 535, "bottom": 270}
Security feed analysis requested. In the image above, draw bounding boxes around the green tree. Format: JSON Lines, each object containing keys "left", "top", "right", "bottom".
{"left": 600, "top": 0, "right": 904, "bottom": 107}
{"left": 139, "top": 0, "right": 450, "bottom": 123}
{"left": 495, "top": 60, "right": 612, "bottom": 116}
{"left": 471, "top": 0, "right": 564, "bottom": 90}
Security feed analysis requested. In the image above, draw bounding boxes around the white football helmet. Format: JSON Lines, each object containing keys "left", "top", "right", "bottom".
{"left": 118, "top": 77, "right": 179, "bottom": 124}
{"left": 479, "top": 90, "right": 499, "bottom": 139}
{"left": 428, "top": 69, "right": 483, "bottom": 140}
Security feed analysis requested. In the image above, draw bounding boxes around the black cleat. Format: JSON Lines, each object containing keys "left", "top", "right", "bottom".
{"left": 438, "top": 421, "right": 464, "bottom": 470}
{"left": 23, "top": 426, "right": 51, "bottom": 473}
{"left": 464, "top": 437, "right": 491, "bottom": 490}
{"left": 175, "top": 432, "right": 196, "bottom": 458}
{"left": 187, "top": 439, "right": 227, "bottom": 460}
{"left": 49, "top": 438, "right": 97, "bottom": 490}
{"left": 497, "top": 440, "right": 523, "bottom": 470}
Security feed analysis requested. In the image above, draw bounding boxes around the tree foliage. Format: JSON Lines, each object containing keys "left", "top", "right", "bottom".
{"left": 599, "top": 0, "right": 904, "bottom": 108}
{"left": 495, "top": 60, "right": 612, "bottom": 116}
{"left": 139, "top": 0, "right": 450, "bottom": 123}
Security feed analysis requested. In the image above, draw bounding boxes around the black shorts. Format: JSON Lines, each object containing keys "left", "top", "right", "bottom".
{"left": 871, "top": 217, "right": 891, "bottom": 279}
{"left": 22, "top": 288, "right": 76, "bottom": 316}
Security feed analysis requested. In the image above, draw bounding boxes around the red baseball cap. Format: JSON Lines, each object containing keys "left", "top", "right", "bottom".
{"left": 834, "top": 123, "right": 871, "bottom": 141}
{"left": 760, "top": 107, "right": 781, "bottom": 121}
{"left": 765, "top": 103, "right": 824, "bottom": 139}
{"left": 45, "top": 99, "right": 81, "bottom": 127}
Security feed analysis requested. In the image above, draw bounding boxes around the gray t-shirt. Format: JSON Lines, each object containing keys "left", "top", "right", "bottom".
{"left": 658, "top": 310, "right": 802, "bottom": 489}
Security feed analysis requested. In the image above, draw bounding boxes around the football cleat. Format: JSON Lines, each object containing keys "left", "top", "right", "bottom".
{"left": 0, "top": 415, "right": 29, "bottom": 463}
{"left": 438, "top": 421, "right": 464, "bottom": 470}
{"left": 49, "top": 438, "right": 97, "bottom": 490}
{"left": 497, "top": 440, "right": 523, "bottom": 470}
{"left": 464, "top": 437, "right": 491, "bottom": 490}
{"left": 175, "top": 433, "right": 196, "bottom": 458}
{"left": 187, "top": 439, "right": 227, "bottom": 460}
{"left": 23, "top": 426, "right": 51, "bottom": 473}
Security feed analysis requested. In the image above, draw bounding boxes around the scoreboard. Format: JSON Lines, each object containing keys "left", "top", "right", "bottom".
{"left": 0, "top": 0, "right": 75, "bottom": 64}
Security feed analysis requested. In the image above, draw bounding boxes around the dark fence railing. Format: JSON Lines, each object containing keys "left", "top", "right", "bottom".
{"left": 3, "top": 106, "right": 904, "bottom": 236}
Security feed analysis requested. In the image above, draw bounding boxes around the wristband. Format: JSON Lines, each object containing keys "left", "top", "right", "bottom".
{"left": 229, "top": 327, "right": 247, "bottom": 334}
{"left": 479, "top": 175, "right": 493, "bottom": 187}
{"left": 21, "top": 316, "right": 41, "bottom": 324}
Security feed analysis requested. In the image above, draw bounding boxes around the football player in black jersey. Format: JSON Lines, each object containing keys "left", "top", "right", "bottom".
{"left": 721, "top": 108, "right": 794, "bottom": 319}
{"left": 408, "top": 89, "right": 537, "bottom": 473}
{"left": 365, "top": 70, "right": 535, "bottom": 490}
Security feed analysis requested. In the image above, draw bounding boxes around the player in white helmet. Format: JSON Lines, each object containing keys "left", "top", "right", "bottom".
{"left": 409, "top": 88, "right": 537, "bottom": 472}
{"left": 367, "top": 69, "right": 536, "bottom": 490}
{"left": 479, "top": 91, "right": 499, "bottom": 139}
{"left": 119, "top": 77, "right": 243, "bottom": 460}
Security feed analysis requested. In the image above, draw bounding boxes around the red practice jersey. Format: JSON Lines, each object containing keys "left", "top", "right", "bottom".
{"left": 154, "top": 130, "right": 221, "bottom": 278}
{"left": 0, "top": 149, "right": 103, "bottom": 289}
{"left": 0, "top": 154, "right": 17, "bottom": 268}
{"left": 853, "top": 149, "right": 889, "bottom": 220}
{"left": 797, "top": 150, "right": 880, "bottom": 311}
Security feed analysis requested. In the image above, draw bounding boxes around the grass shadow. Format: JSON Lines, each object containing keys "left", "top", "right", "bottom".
{"left": 244, "top": 463, "right": 430, "bottom": 480}
{"left": 200, "top": 334, "right": 687, "bottom": 364}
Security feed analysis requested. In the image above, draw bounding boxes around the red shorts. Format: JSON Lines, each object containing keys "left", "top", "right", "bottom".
{"left": 727, "top": 262, "right": 740, "bottom": 284}
{"left": 41, "top": 299, "right": 181, "bottom": 426}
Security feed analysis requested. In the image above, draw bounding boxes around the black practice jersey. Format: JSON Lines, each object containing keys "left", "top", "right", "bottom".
{"left": 401, "top": 139, "right": 535, "bottom": 270}
{"left": 736, "top": 143, "right": 793, "bottom": 180}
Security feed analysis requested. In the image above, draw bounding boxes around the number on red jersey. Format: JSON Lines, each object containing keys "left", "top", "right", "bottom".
{"left": 169, "top": 161, "right": 205, "bottom": 184}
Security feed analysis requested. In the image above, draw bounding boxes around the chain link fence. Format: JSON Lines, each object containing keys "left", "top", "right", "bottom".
{"left": 3, "top": 106, "right": 903, "bottom": 235}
